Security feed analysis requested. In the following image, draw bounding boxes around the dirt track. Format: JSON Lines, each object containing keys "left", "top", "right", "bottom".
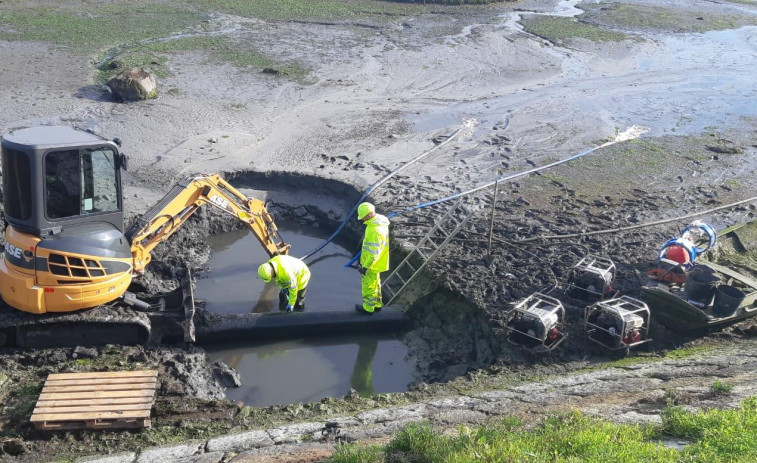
{"left": 2, "top": 0, "right": 757, "bottom": 461}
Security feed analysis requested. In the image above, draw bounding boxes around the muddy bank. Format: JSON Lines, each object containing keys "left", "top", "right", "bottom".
{"left": 11, "top": 338, "right": 757, "bottom": 463}
{"left": 0, "top": 344, "right": 240, "bottom": 460}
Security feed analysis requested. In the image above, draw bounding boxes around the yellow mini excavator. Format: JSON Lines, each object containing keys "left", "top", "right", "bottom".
{"left": 0, "top": 126, "right": 289, "bottom": 347}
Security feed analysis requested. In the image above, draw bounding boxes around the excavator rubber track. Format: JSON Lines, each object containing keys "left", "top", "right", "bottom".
{"left": 0, "top": 304, "right": 152, "bottom": 348}
{"left": 0, "top": 272, "right": 195, "bottom": 348}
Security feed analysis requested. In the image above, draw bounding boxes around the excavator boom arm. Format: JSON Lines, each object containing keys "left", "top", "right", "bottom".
{"left": 126, "top": 174, "right": 289, "bottom": 273}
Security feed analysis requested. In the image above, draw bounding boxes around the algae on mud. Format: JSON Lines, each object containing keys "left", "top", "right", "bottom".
{"left": 521, "top": 15, "right": 631, "bottom": 44}
{"left": 579, "top": 2, "right": 757, "bottom": 34}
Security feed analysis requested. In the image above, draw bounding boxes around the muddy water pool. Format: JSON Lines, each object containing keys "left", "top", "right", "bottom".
{"left": 199, "top": 224, "right": 414, "bottom": 406}
{"left": 196, "top": 223, "right": 362, "bottom": 313}
{"left": 206, "top": 333, "right": 413, "bottom": 406}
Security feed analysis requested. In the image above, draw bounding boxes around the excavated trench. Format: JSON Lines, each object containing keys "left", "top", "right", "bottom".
{"left": 156, "top": 171, "right": 499, "bottom": 406}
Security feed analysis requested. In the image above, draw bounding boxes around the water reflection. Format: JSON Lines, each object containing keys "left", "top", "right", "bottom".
{"left": 351, "top": 340, "right": 378, "bottom": 397}
{"left": 196, "top": 223, "right": 362, "bottom": 314}
{"left": 206, "top": 334, "right": 412, "bottom": 406}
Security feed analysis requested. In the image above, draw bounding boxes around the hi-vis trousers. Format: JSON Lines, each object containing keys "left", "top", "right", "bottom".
{"left": 361, "top": 270, "right": 383, "bottom": 313}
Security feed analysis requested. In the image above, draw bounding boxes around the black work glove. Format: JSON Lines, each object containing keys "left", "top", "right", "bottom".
{"left": 359, "top": 266, "right": 368, "bottom": 276}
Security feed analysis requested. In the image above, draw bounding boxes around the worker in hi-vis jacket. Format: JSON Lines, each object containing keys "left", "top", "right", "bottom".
{"left": 355, "top": 202, "right": 390, "bottom": 314}
{"left": 258, "top": 255, "right": 311, "bottom": 312}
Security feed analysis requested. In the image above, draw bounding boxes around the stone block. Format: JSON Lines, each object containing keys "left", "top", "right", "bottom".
{"left": 267, "top": 422, "right": 324, "bottom": 444}
{"left": 75, "top": 452, "right": 136, "bottom": 463}
{"left": 175, "top": 451, "right": 224, "bottom": 463}
{"left": 206, "top": 430, "right": 273, "bottom": 453}
{"left": 136, "top": 442, "right": 203, "bottom": 463}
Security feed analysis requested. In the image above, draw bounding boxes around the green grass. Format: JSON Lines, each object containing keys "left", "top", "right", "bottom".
{"left": 663, "top": 397, "right": 757, "bottom": 461}
{"left": 329, "top": 398, "right": 757, "bottom": 462}
{"left": 522, "top": 16, "right": 629, "bottom": 44}
{"left": 710, "top": 380, "right": 734, "bottom": 396}
{"left": 330, "top": 414, "right": 677, "bottom": 462}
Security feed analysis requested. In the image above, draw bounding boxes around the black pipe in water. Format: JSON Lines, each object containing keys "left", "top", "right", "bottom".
{"left": 194, "top": 308, "right": 409, "bottom": 344}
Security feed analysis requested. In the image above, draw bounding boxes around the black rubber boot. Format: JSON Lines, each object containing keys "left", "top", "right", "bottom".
{"left": 355, "top": 304, "right": 373, "bottom": 315}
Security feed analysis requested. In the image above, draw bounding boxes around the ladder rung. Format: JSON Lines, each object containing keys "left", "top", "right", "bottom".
{"left": 398, "top": 269, "right": 414, "bottom": 281}
{"left": 420, "top": 240, "right": 438, "bottom": 251}
{"left": 381, "top": 200, "right": 470, "bottom": 301}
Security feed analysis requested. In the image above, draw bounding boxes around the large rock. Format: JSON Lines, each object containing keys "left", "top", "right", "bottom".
{"left": 107, "top": 68, "right": 157, "bottom": 101}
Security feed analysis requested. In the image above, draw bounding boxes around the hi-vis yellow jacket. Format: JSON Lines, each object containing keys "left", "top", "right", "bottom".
{"left": 360, "top": 214, "right": 390, "bottom": 272}
{"left": 270, "top": 255, "right": 311, "bottom": 305}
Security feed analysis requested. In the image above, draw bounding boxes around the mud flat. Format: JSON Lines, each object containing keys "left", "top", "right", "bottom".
{"left": 2, "top": 0, "right": 757, "bottom": 461}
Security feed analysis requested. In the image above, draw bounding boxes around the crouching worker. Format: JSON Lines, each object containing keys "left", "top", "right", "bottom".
{"left": 258, "top": 255, "right": 311, "bottom": 312}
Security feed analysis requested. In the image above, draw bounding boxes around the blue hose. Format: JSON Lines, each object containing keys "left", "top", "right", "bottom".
{"left": 342, "top": 137, "right": 635, "bottom": 268}
{"left": 300, "top": 126, "right": 466, "bottom": 262}
{"left": 321, "top": 125, "right": 646, "bottom": 268}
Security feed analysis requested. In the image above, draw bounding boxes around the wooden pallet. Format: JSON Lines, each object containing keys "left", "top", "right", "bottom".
{"left": 30, "top": 370, "right": 158, "bottom": 431}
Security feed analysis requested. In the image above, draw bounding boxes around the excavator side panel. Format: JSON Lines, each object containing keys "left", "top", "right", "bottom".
{"left": 1, "top": 227, "right": 45, "bottom": 313}
{"left": 41, "top": 272, "right": 132, "bottom": 313}
{"left": 0, "top": 259, "right": 45, "bottom": 314}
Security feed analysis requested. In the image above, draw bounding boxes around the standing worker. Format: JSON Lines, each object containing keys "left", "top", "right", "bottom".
{"left": 258, "top": 255, "right": 311, "bottom": 312}
{"left": 355, "top": 202, "right": 390, "bottom": 314}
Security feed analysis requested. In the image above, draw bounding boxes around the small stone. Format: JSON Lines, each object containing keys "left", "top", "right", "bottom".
{"left": 72, "top": 346, "right": 98, "bottom": 359}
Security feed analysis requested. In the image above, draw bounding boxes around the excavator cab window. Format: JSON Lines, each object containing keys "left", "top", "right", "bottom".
{"left": 45, "top": 148, "right": 120, "bottom": 220}
{"left": 1, "top": 147, "right": 33, "bottom": 221}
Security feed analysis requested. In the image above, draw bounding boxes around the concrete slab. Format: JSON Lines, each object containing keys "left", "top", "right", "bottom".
{"left": 136, "top": 442, "right": 204, "bottom": 463}
{"left": 267, "top": 422, "right": 324, "bottom": 444}
{"left": 206, "top": 430, "right": 274, "bottom": 453}
{"left": 355, "top": 404, "right": 426, "bottom": 424}
{"left": 75, "top": 453, "right": 136, "bottom": 463}
{"left": 175, "top": 451, "right": 224, "bottom": 463}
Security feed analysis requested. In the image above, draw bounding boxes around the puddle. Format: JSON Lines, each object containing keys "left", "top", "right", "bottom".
{"left": 196, "top": 222, "right": 362, "bottom": 314}
{"left": 206, "top": 333, "right": 413, "bottom": 406}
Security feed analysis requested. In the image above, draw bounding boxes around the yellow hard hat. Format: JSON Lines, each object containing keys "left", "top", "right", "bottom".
{"left": 257, "top": 263, "right": 272, "bottom": 282}
{"left": 357, "top": 202, "right": 375, "bottom": 220}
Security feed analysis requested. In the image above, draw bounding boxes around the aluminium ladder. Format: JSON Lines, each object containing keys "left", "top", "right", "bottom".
{"left": 382, "top": 199, "right": 473, "bottom": 306}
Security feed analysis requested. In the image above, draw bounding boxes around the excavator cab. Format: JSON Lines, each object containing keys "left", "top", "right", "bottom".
{"left": 2, "top": 126, "right": 126, "bottom": 235}
{"left": 1, "top": 126, "right": 135, "bottom": 314}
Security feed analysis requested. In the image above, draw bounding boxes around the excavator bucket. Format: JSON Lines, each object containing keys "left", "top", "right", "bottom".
{"left": 144, "top": 269, "right": 196, "bottom": 344}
